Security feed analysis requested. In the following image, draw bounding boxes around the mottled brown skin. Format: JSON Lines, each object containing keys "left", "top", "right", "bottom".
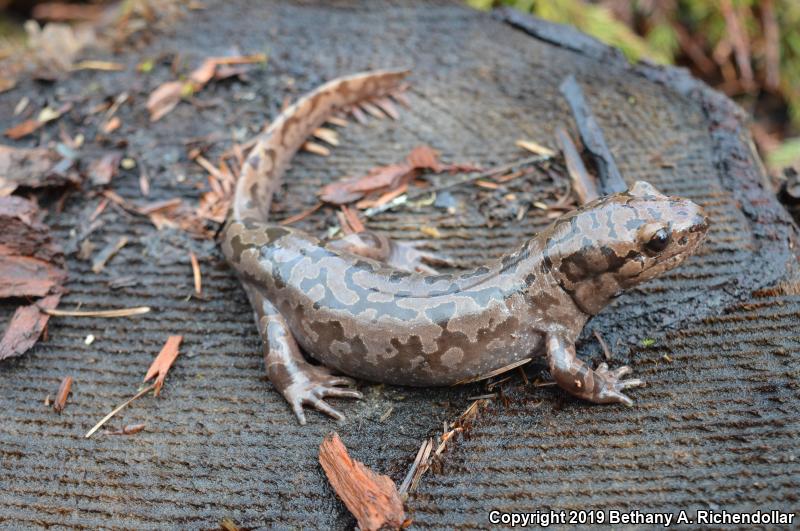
{"left": 221, "top": 70, "right": 709, "bottom": 424}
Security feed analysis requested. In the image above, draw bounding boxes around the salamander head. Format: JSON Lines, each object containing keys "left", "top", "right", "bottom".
{"left": 543, "top": 181, "right": 708, "bottom": 315}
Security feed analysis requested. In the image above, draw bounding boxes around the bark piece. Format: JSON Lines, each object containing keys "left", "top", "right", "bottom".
{"left": 53, "top": 375, "right": 73, "bottom": 413}
{"left": 0, "top": 197, "right": 66, "bottom": 360}
{"left": 0, "top": 196, "right": 65, "bottom": 263}
{"left": 0, "top": 144, "right": 78, "bottom": 194}
{"left": 319, "top": 432, "right": 405, "bottom": 531}
{"left": 88, "top": 152, "right": 122, "bottom": 186}
{"left": 147, "top": 54, "right": 267, "bottom": 121}
{"left": 3, "top": 103, "right": 72, "bottom": 139}
{"left": 0, "top": 253, "right": 66, "bottom": 298}
{"left": 146, "top": 81, "right": 184, "bottom": 122}
{"left": 0, "top": 196, "right": 67, "bottom": 298}
{"left": 144, "top": 335, "right": 183, "bottom": 396}
{"left": 0, "top": 294, "right": 61, "bottom": 361}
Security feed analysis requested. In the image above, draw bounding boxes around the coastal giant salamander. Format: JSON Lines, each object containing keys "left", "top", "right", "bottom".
{"left": 221, "top": 69, "right": 709, "bottom": 424}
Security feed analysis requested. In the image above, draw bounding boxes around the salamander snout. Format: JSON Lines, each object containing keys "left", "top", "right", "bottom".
{"left": 668, "top": 199, "right": 708, "bottom": 256}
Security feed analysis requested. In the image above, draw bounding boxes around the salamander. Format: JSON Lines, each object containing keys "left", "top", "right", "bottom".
{"left": 221, "top": 70, "right": 709, "bottom": 424}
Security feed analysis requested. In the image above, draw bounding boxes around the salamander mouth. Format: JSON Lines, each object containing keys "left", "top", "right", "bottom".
{"left": 628, "top": 229, "right": 706, "bottom": 283}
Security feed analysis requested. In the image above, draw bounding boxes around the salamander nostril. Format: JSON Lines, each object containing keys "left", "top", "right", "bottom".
{"left": 689, "top": 214, "right": 709, "bottom": 232}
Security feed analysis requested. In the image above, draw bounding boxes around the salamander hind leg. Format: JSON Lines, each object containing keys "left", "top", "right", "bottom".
{"left": 546, "top": 334, "right": 644, "bottom": 406}
{"left": 328, "top": 231, "right": 452, "bottom": 274}
{"left": 244, "top": 283, "right": 362, "bottom": 425}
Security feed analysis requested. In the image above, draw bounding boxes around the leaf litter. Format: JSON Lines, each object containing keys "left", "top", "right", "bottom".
{"left": 85, "top": 335, "right": 184, "bottom": 438}
{"left": 146, "top": 53, "right": 267, "bottom": 121}
{"left": 0, "top": 197, "right": 67, "bottom": 360}
{"left": 319, "top": 145, "right": 481, "bottom": 205}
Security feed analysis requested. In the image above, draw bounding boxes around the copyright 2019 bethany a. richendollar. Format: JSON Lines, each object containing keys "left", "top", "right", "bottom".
{"left": 487, "top": 509, "right": 796, "bottom": 527}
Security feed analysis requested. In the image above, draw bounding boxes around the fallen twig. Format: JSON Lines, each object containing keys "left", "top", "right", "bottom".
{"left": 559, "top": 75, "right": 626, "bottom": 195}
{"left": 85, "top": 383, "right": 156, "bottom": 438}
{"left": 279, "top": 202, "right": 323, "bottom": 226}
{"left": 4, "top": 103, "right": 72, "bottom": 140}
{"left": 320, "top": 145, "right": 475, "bottom": 206}
{"left": 556, "top": 126, "right": 598, "bottom": 205}
{"left": 189, "top": 252, "right": 202, "bottom": 296}
{"left": 761, "top": 0, "right": 780, "bottom": 90}
{"left": 468, "top": 394, "right": 498, "bottom": 401}
{"left": 455, "top": 357, "right": 532, "bottom": 385}
{"left": 516, "top": 139, "right": 556, "bottom": 157}
{"left": 91, "top": 236, "right": 128, "bottom": 273}
{"left": 73, "top": 60, "right": 125, "bottom": 71}
{"left": 43, "top": 306, "right": 150, "bottom": 318}
{"left": 401, "top": 399, "right": 487, "bottom": 495}
{"left": 379, "top": 406, "right": 394, "bottom": 422}
{"left": 399, "top": 438, "right": 433, "bottom": 497}
{"left": 593, "top": 329, "right": 612, "bottom": 361}
{"left": 219, "top": 518, "right": 241, "bottom": 531}
{"left": 362, "top": 154, "right": 551, "bottom": 219}
{"left": 720, "top": 0, "right": 754, "bottom": 91}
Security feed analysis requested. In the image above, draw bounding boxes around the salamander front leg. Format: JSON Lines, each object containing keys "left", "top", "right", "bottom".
{"left": 244, "top": 284, "right": 362, "bottom": 425}
{"left": 546, "top": 333, "right": 644, "bottom": 406}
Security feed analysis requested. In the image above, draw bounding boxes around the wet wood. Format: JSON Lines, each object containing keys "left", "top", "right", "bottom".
{"left": 559, "top": 75, "right": 626, "bottom": 194}
{"left": 319, "top": 432, "right": 405, "bottom": 531}
{"left": 556, "top": 126, "right": 599, "bottom": 204}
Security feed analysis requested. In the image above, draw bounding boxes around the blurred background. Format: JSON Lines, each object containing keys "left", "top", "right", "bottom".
{"left": 1, "top": 0, "right": 799, "bottom": 179}
{"left": 468, "top": 0, "right": 800, "bottom": 178}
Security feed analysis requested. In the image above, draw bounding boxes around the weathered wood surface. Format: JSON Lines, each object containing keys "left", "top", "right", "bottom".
{"left": 0, "top": 1, "right": 797, "bottom": 528}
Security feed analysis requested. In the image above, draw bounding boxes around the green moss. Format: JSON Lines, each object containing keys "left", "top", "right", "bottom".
{"left": 467, "top": 0, "right": 670, "bottom": 63}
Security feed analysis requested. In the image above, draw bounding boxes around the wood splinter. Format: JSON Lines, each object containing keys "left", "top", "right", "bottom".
{"left": 53, "top": 376, "right": 73, "bottom": 413}
{"left": 319, "top": 432, "right": 406, "bottom": 531}
{"left": 555, "top": 126, "right": 599, "bottom": 205}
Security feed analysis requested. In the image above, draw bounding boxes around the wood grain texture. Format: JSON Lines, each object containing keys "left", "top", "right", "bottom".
{"left": 319, "top": 433, "right": 405, "bottom": 531}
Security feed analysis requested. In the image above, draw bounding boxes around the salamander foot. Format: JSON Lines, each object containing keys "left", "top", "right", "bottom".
{"left": 547, "top": 334, "right": 645, "bottom": 407}
{"left": 592, "top": 363, "right": 645, "bottom": 406}
{"left": 281, "top": 364, "right": 363, "bottom": 425}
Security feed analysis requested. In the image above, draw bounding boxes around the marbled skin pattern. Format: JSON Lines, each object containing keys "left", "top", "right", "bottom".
{"left": 221, "top": 70, "right": 709, "bottom": 424}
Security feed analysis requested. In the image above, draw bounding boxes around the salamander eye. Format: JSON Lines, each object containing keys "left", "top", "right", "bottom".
{"left": 645, "top": 228, "right": 671, "bottom": 254}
